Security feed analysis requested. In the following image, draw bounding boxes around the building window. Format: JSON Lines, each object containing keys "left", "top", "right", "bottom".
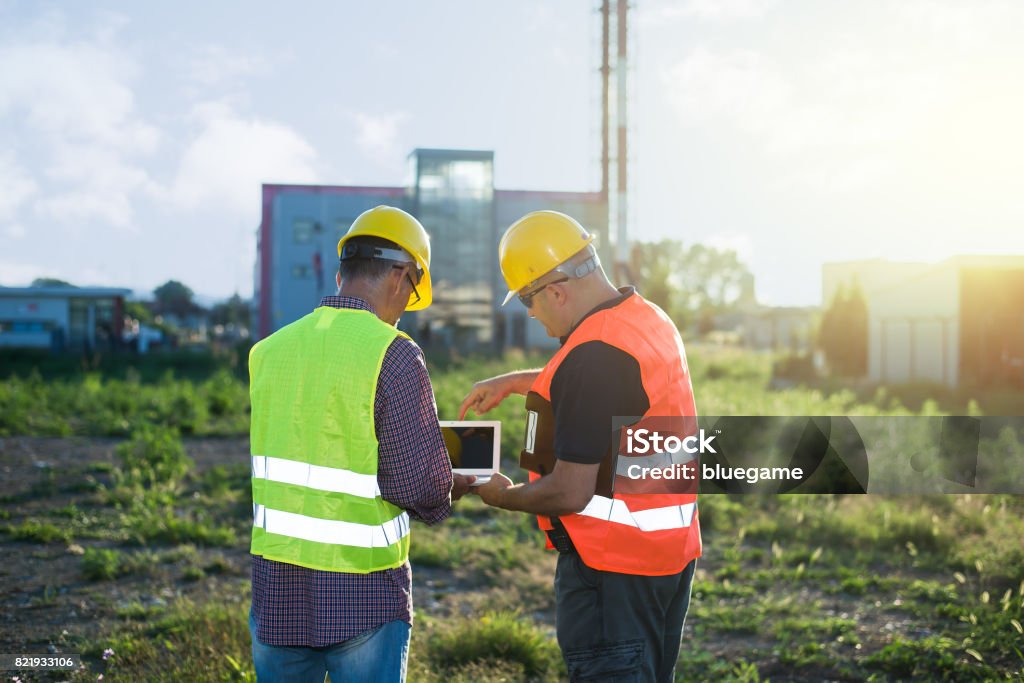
{"left": 292, "top": 265, "right": 313, "bottom": 279}
{"left": 293, "top": 219, "right": 318, "bottom": 243}
{"left": 3, "top": 320, "right": 55, "bottom": 333}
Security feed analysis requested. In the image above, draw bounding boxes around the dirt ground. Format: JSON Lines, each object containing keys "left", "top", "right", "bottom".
{"left": 0, "top": 437, "right": 256, "bottom": 658}
{"left": 3, "top": 437, "right": 1015, "bottom": 682}
{"left": 0, "top": 437, "right": 553, "bottom": 661}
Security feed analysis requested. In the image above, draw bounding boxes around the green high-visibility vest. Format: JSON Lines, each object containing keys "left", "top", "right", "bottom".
{"left": 248, "top": 306, "right": 411, "bottom": 573}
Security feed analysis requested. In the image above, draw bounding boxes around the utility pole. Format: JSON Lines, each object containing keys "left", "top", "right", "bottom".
{"left": 600, "top": 0, "right": 631, "bottom": 283}
{"left": 600, "top": 0, "right": 610, "bottom": 200}
{"left": 615, "top": 0, "right": 629, "bottom": 283}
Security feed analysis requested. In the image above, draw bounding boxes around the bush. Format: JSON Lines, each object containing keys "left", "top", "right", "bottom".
{"left": 0, "top": 362, "right": 251, "bottom": 437}
{"left": 82, "top": 547, "right": 123, "bottom": 580}
{"left": 772, "top": 353, "right": 817, "bottom": 384}
{"left": 424, "top": 612, "right": 563, "bottom": 681}
{"left": 114, "top": 426, "right": 193, "bottom": 491}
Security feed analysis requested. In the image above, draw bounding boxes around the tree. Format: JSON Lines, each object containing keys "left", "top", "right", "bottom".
{"left": 818, "top": 280, "right": 868, "bottom": 377}
{"left": 679, "top": 244, "right": 750, "bottom": 313}
{"left": 153, "top": 280, "right": 197, "bottom": 320}
{"left": 629, "top": 240, "right": 681, "bottom": 320}
{"left": 124, "top": 301, "right": 154, "bottom": 325}
{"left": 31, "top": 278, "right": 76, "bottom": 288}
{"left": 210, "top": 294, "right": 251, "bottom": 328}
{"left": 630, "top": 239, "right": 753, "bottom": 328}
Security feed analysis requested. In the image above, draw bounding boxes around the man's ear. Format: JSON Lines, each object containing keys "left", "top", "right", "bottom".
{"left": 390, "top": 266, "right": 407, "bottom": 300}
{"left": 336, "top": 271, "right": 342, "bottom": 289}
{"left": 549, "top": 281, "right": 569, "bottom": 306}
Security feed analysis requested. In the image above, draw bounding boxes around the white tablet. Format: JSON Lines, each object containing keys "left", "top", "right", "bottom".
{"left": 439, "top": 420, "right": 501, "bottom": 485}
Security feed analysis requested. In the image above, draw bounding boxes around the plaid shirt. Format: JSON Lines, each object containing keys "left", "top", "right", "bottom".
{"left": 251, "top": 296, "right": 453, "bottom": 647}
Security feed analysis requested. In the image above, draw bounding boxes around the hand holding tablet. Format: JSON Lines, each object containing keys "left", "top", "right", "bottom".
{"left": 439, "top": 420, "right": 501, "bottom": 484}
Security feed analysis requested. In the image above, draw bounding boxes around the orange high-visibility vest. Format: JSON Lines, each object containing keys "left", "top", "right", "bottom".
{"left": 521, "top": 293, "right": 702, "bottom": 576}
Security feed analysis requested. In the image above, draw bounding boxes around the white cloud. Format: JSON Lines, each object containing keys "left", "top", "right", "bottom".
{"left": 36, "top": 143, "right": 161, "bottom": 229}
{"left": 5, "top": 224, "right": 26, "bottom": 240}
{"left": 184, "top": 44, "right": 263, "bottom": 89}
{"left": 170, "top": 102, "right": 319, "bottom": 215}
{"left": 0, "top": 14, "right": 160, "bottom": 229}
{"left": 0, "top": 259, "right": 50, "bottom": 286}
{"left": 663, "top": 47, "right": 790, "bottom": 135}
{"left": 705, "top": 232, "right": 754, "bottom": 264}
{"left": 896, "top": 0, "right": 1023, "bottom": 50}
{"left": 0, "top": 29, "right": 159, "bottom": 153}
{"left": 639, "top": 0, "right": 775, "bottom": 25}
{"left": 36, "top": 191, "right": 136, "bottom": 230}
{"left": 0, "top": 153, "right": 37, "bottom": 222}
{"left": 352, "top": 111, "right": 409, "bottom": 160}
{"left": 661, "top": 43, "right": 954, "bottom": 192}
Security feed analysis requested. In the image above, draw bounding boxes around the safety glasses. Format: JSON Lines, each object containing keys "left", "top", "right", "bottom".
{"left": 518, "top": 276, "right": 569, "bottom": 309}
{"left": 393, "top": 263, "right": 424, "bottom": 305}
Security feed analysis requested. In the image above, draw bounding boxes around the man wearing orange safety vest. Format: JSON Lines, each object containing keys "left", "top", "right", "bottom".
{"left": 460, "top": 211, "right": 700, "bottom": 683}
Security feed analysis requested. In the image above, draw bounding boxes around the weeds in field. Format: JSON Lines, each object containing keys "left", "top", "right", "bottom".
{"left": 2, "top": 519, "right": 71, "bottom": 543}
{"left": 63, "top": 594, "right": 254, "bottom": 683}
{"left": 81, "top": 547, "right": 125, "bottom": 580}
{"left": 123, "top": 507, "right": 236, "bottom": 547}
{"left": 0, "top": 368, "right": 249, "bottom": 437}
{"left": 4, "top": 347, "right": 1024, "bottom": 680}
{"left": 412, "top": 611, "right": 564, "bottom": 682}
{"left": 113, "top": 426, "right": 192, "bottom": 493}
{"left": 865, "top": 635, "right": 996, "bottom": 681}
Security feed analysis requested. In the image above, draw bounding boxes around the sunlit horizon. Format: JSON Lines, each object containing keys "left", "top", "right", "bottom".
{"left": 2, "top": 0, "right": 1023, "bottom": 307}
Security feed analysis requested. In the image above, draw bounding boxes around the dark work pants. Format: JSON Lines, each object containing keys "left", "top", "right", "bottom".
{"left": 554, "top": 554, "right": 697, "bottom": 683}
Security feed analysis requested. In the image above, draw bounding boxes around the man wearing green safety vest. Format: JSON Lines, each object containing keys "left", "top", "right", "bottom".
{"left": 248, "top": 205, "right": 475, "bottom": 683}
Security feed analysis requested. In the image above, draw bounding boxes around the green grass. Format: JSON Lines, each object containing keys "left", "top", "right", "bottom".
{"left": 865, "top": 635, "right": 998, "bottom": 681}
{"left": 123, "top": 508, "right": 238, "bottom": 547}
{"left": 4, "top": 346, "right": 1024, "bottom": 680}
{"left": 61, "top": 590, "right": 566, "bottom": 683}
{"left": 675, "top": 653, "right": 765, "bottom": 683}
{"left": 0, "top": 368, "right": 250, "bottom": 437}
{"left": 2, "top": 518, "right": 72, "bottom": 543}
{"left": 81, "top": 547, "right": 124, "bottom": 580}
{"left": 0, "top": 346, "right": 250, "bottom": 381}
{"left": 410, "top": 497, "right": 546, "bottom": 577}
{"left": 80, "top": 547, "right": 171, "bottom": 580}
{"left": 64, "top": 593, "right": 255, "bottom": 683}
{"left": 410, "top": 611, "right": 564, "bottom": 683}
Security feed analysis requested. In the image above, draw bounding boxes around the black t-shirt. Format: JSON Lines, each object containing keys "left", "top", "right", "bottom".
{"left": 549, "top": 289, "right": 651, "bottom": 465}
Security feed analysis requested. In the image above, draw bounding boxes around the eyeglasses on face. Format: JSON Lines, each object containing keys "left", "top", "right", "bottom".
{"left": 518, "top": 276, "right": 569, "bottom": 308}
{"left": 393, "top": 263, "right": 424, "bottom": 305}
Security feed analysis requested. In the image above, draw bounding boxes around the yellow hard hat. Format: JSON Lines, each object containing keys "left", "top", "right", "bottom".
{"left": 498, "top": 211, "right": 595, "bottom": 305}
{"left": 337, "top": 205, "right": 432, "bottom": 310}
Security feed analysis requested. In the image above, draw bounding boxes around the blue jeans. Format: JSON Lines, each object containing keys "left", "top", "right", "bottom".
{"left": 249, "top": 611, "right": 410, "bottom": 683}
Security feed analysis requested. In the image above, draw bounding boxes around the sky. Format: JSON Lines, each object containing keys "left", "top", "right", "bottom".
{"left": 1, "top": 0, "right": 1023, "bottom": 306}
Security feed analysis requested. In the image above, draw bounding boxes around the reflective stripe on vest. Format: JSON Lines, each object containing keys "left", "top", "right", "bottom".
{"left": 252, "top": 455, "right": 382, "bottom": 499}
{"left": 528, "top": 292, "right": 702, "bottom": 576}
{"left": 577, "top": 497, "right": 696, "bottom": 532}
{"left": 248, "top": 307, "right": 412, "bottom": 574}
{"left": 253, "top": 504, "right": 410, "bottom": 548}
